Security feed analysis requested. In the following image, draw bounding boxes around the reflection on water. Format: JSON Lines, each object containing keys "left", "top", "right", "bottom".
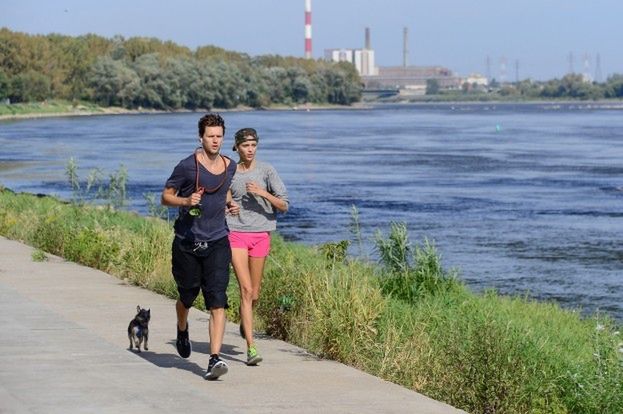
{"left": 1, "top": 103, "right": 622, "bottom": 320}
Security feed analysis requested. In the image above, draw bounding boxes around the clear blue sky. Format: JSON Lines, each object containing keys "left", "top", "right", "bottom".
{"left": 1, "top": 0, "right": 621, "bottom": 81}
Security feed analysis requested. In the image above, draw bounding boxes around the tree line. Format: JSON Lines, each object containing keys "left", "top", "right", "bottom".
{"left": 0, "top": 28, "right": 362, "bottom": 108}
{"left": 435, "top": 73, "right": 623, "bottom": 100}
{"left": 495, "top": 74, "right": 623, "bottom": 100}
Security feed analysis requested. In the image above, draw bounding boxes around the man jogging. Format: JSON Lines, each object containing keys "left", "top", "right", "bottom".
{"left": 161, "top": 113, "right": 238, "bottom": 380}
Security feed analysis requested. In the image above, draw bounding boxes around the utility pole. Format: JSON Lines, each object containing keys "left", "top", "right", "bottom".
{"left": 595, "top": 53, "right": 603, "bottom": 83}
{"left": 499, "top": 56, "right": 507, "bottom": 83}
{"left": 583, "top": 53, "right": 591, "bottom": 81}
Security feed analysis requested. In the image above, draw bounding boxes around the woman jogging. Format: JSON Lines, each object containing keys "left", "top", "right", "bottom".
{"left": 227, "top": 127, "right": 289, "bottom": 366}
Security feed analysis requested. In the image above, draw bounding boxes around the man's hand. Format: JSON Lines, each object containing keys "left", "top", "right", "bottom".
{"left": 226, "top": 200, "right": 240, "bottom": 215}
{"left": 188, "top": 187, "right": 204, "bottom": 206}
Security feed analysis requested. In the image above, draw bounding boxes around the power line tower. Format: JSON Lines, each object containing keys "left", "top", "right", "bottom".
{"left": 515, "top": 59, "right": 520, "bottom": 83}
{"left": 582, "top": 53, "right": 592, "bottom": 82}
{"left": 568, "top": 52, "right": 575, "bottom": 74}
{"left": 595, "top": 53, "right": 603, "bottom": 83}
{"left": 499, "top": 56, "right": 507, "bottom": 83}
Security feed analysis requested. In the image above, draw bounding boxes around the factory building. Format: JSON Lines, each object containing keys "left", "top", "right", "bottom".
{"left": 325, "top": 27, "right": 467, "bottom": 95}
{"left": 324, "top": 48, "right": 378, "bottom": 76}
{"left": 363, "top": 66, "right": 461, "bottom": 94}
{"left": 324, "top": 27, "right": 378, "bottom": 76}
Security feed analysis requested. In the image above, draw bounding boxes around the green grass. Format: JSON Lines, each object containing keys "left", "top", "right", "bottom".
{"left": 31, "top": 248, "right": 47, "bottom": 262}
{"left": 1, "top": 188, "right": 621, "bottom": 414}
{"left": 0, "top": 100, "right": 104, "bottom": 117}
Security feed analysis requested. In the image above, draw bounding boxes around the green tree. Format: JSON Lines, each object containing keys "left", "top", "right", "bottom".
{"left": 604, "top": 74, "right": 623, "bottom": 98}
{"left": 0, "top": 70, "right": 9, "bottom": 100}
{"left": 0, "top": 28, "right": 363, "bottom": 108}
{"left": 322, "top": 65, "right": 361, "bottom": 105}
{"left": 132, "top": 53, "right": 168, "bottom": 109}
{"left": 188, "top": 60, "right": 218, "bottom": 109}
{"left": 89, "top": 56, "right": 140, "bottom": 107}
{"left": 63, "top": 37, "right": 96, "bottom": 100}
{"left": 288, "top": 67, "right": 311, "bottom": 103}
{"left": 9, "top": 70, "right": 51, "bottom": 102}
{"left": 516, "top": 79, "right": 540, "bottom": 98}
{"left": 263, "top": 66, "right": 291, "bottom": 104}
{"left": 241, "top": 67, "right": 270, "bottom": 108}
{"left": 426, "top": 79, "right": 440, "bottom": 95}
{"left": 211, "top": 61, "right": 245, "bottom": 108}
{"left": 499, "top": 85, "right": 519, "bottom": 96}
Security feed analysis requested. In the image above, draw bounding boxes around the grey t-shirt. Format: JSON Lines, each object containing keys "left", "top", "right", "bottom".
{"left": 226, "top": 160, "right": 288, "bottom": 232}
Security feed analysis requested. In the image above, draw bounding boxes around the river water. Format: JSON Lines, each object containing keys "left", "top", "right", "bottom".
{"left": 1, "top": 103, "right": 622, "bottom": 320}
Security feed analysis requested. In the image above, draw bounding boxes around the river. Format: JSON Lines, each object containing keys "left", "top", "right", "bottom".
{"left": 1, "top": 102, "right": 622, "bottom": 320}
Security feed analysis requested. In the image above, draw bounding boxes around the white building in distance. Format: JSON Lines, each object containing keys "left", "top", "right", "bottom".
{"left": 324, "top": 48, "right": 378, "bottom": 76}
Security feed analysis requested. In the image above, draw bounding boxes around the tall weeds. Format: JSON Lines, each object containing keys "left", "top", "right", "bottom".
{"left": 65, "top": 158, "right": 128, "bottom": 209}
{"left": 375, "top": 222, "right": 460, "bottom": 302}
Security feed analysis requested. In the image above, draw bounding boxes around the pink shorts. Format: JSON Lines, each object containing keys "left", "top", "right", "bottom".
{"left": 228, "top": 231, "right": 271, "bottom": 257}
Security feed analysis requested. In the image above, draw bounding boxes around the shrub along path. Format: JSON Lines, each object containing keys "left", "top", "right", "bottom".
{"left": 0, "top": 236, "right": 465, "bottom": 414}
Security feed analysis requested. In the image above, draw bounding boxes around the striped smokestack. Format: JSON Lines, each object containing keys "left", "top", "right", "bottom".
{"left": 403, "top": 27, "right": 409, "bottom": 67}
{"left": 304, "top": 0, "right": 312, "bottom": 59}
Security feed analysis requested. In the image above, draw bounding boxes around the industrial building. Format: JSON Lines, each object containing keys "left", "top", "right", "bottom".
{"left": 324, "top": 28, "right": 378, "bottom": 76}
{"left": 364, "top": 66, "right": 461, "bottom": 94}
{"left": 324, "top": 27, "right": 477, "bottom": 95}
{"left": 324, "top": 48, "right": 378, "bottom": 76}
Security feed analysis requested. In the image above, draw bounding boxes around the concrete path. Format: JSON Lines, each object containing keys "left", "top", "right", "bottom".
{"left": 0, "top": 236, "right": 465, "bottom": 414}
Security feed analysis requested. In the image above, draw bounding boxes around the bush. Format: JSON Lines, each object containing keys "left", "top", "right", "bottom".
{"left": 375, "top": 222, "right": 460, "bottom": 302}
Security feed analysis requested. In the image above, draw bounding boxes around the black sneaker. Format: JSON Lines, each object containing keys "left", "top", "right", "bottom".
{"left": 176, "top": 323, "right": 191, "bottom": 358}
{"left": 205, "top": 354, "right": 228, "bottom": 380}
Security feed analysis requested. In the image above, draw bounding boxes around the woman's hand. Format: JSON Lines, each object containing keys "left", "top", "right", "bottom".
{"left": 245, "top": 180, "right": 288, "bottom": 212}
{"left": 245, "top": 181, "right": 266, "bottom": 198}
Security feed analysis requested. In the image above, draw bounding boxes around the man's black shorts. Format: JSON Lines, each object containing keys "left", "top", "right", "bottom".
{"left": 171, "top": 235, "right": 231, "bottom": 309}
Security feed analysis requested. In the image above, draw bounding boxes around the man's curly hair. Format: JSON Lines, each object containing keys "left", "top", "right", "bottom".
{"left": 198, "top": 113, "right": 225, "bottom": 137}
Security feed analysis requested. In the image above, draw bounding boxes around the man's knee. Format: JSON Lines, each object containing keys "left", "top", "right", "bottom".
{"left": 178, "top": 287, "right": 200, "bottom": 309}
{"left": 203, "top": 290, "right": 228, "bottom": 310}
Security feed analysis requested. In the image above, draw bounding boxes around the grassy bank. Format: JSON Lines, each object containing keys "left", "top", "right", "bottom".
{"left": 0, "top": 100, "right": 107, "bottom": 118}
{"left": 0, "top": 99, "right": 188, "bottom": 121}
{"left": 0, "top": 100, "right": 368, "bottom": 121}
{"left": 0, "top": 188, "right": 621, "bottom": 413}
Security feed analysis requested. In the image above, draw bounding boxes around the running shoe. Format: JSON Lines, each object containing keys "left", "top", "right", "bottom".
{"left": 176, "top": 323, "right": 191, "bottom": 358}
{"left": 205, "top": 354, "right": 229, "bottom": 380}
{"left": 246, "top": 345, "right": 263, "bottom": 366}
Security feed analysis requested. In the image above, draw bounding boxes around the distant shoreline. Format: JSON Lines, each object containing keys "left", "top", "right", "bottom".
{"left": 0, "top": 102, "right": 372, "bottom": 122}
{"left": 2, "top": 99, "right": 622, "bottom": 122}
{"left": 372, "top": 98, "right": 623, "bottom": 108}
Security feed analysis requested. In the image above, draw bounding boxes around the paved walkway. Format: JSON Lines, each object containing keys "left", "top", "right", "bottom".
{"left": 0, "top": 236, "right": 465, "bottom": 414}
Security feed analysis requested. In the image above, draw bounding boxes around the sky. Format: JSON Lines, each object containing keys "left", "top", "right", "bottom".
{"left": 1, "top": 0, "right": 621, "bottom": 81}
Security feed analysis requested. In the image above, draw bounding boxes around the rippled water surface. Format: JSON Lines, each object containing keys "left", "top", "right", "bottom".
{"left": 1, "top": 103, "right": 622, "bottom": 320}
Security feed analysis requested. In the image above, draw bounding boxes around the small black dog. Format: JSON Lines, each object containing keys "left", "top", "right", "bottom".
{"left": 128, "top": 305, "right": 150, "bottom": 352}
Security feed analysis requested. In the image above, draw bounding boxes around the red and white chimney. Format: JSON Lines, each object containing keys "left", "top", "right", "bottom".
{"left": 304, "top": 0, "right": 312, "bottom": 59}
